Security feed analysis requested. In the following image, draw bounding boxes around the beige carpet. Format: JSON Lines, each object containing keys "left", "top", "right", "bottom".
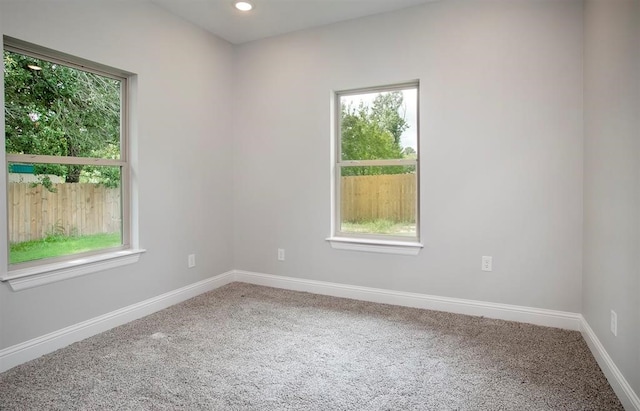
{"left": 0, "top": 282, "right": 623, "bottom": 410}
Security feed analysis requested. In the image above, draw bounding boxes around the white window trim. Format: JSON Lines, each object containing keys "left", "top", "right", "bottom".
{"left": 1, "top": 249, "right": 146, "bottom": 291}
{"left": 332, "top": 81, "right": 422, "bottom": 252}
{"left": 327, "top": 236, "right": 422, "bottom": 256}
{"left": 2, "top": 36, "right": 141, "bottom": 286}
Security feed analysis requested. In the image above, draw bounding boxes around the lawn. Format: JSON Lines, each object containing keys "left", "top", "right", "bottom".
{"left": 341, "top": 219, "right": 416, "bottom": 236}
{"left": 10, "top": 232, "right": 121, "bottom": 264}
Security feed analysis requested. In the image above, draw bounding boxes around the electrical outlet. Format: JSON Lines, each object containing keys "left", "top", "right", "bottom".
{"left": 481, "top": 256, "right": 492, "bottom": 272}
{"left": 610, "top": 310, "right": 617, "bottom": 336}
{"left": 277, "top": 248, "right": 285, "bottom": 261}
{"left": 188, "top": 254, "right": 196, "bottom": 268}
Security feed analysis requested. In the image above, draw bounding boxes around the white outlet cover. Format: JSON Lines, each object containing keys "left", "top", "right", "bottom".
{"left": 481, "top": 256, "right": 492, "bottom": 272}
{"left": 610, "top": 310, "right": 617, "bottom": 336}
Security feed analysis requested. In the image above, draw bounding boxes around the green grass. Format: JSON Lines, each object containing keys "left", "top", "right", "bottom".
{"left": 341, "top": 219, "right": 416, "bottom": 236}
{"left": 10, "top": 232, "right": 121, "bottom": 264}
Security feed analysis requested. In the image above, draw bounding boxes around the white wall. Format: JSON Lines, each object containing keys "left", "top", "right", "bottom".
{"left": 583, "top": 0, "right": 640, "bottom": 395}
{"left": 0, "top": 1, "right": 235, "bottom": 349}
{"left": 233, "top": 0, "right": 584, "bottom": 312}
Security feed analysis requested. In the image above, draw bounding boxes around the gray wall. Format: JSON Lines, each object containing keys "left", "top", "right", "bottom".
{"left": 2, "top": 0, "right": 637, "bottom": 400}
{"left": 0, "top": 1, "right": 235, "bottom": 349}
{"left": 232, "top": 0, "right": 585, "bottom": 312}
{"left": 583, "top": 0, "right": 640, "bottom": 395}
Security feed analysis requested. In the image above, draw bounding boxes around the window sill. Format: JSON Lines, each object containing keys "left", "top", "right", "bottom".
{"left": 326, "top": 237, "right": 423, "bottom": 255}
{"left": 1, "top": 249, "right": 146, "bottom": 291}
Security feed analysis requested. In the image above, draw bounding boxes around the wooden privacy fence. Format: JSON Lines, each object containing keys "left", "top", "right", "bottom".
{"left": 8, "top": 183, "right": 121, "bottom": 243}
{"left": 341, "top": 174, "right": 416, "bottom": 223}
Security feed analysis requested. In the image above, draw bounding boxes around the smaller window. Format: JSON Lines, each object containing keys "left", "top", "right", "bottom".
{"left": 333, "top": 82, "right": 420, "bottom": 248}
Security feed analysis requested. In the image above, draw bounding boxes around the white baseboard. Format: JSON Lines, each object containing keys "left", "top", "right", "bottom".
{"left": 233, "top": 270, "right": 582, "bottom": 330}
{"left": 580, "top": 318, "right": 640, "bottom": 411}
{"left": 0, "top": 271, "right": 235, "bottom": 373}
{"left": 3, "top": 268, "right": 636, "bottom": 411}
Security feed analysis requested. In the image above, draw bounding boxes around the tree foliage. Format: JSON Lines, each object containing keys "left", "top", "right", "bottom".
{"left": 370, "top": 91, "right": 408, "bottom": 145}
{"left": 340, "top": 91, "right": 413, "bottom": 176}
{"left": 4, "top": 50, "right": 121, "bottom": 187}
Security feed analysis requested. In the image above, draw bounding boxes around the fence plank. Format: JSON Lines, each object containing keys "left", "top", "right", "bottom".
{"left": 341, "top": 174, "right": 416, "bottom": 223}
{"left": 8, "top": 183, "right": 121, "bottom": 243}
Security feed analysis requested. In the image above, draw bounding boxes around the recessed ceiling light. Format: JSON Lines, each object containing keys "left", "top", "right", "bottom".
{"left": 235, "top": 1, "right": 253, "bottom": 12}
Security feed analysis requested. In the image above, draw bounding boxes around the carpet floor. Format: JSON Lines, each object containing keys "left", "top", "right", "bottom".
{"left": 0, "top": 282, "right": 623, "bottom": 410}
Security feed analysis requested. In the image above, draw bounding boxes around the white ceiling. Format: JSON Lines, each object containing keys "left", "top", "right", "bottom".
{"left": 151, "top": 0, "right": 435, "bottom": 44}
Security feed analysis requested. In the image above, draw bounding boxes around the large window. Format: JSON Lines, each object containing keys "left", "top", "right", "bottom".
{"left": 333, "top": 82, "right": 420, "bottom": 249}
{"left": 4, "top": 38, "right": 131, "bottom": 269}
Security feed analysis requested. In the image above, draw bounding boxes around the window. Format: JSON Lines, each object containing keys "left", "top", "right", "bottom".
{"left": 3, "top": 37, "right": 139, "bottom": 281}
{"left": 329, "top": 82, "right": 422, "bottom": 255}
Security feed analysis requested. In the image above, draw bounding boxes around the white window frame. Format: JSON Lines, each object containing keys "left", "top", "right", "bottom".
{"left": 1, "top": 37, "right": 143, "bottom": 290}
{"left": 327, "top": 82, "right": 423, "bottom": 255}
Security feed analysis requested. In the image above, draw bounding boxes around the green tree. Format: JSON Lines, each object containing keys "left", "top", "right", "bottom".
{"left": 403, "top": 146, "right": 417, "bottom": 159}
{"left": 340, "top": 91, "right": 413, "bottom": 176}
{"left": 4, "top": 50, "right": 121, "bottom": 187}
{"left": 371, "top": 91, "right": 408, "bottom": 145}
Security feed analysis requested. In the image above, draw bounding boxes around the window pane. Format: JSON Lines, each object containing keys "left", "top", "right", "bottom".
{"left": 340, "top": 165, "right": 417, "bottom": 237}
{"left": 4, "top": 50, "right": 121, "bottom": 159}
{"left": 8, "top": 163, "right": 122, "bottom": 264}
{"left": 340, "top": 88, "right": 417, "bottom": 161}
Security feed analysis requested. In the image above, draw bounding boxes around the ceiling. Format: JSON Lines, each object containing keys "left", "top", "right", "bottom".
{"left": 151, "top": 0, "right": 435, "bottom": 44}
